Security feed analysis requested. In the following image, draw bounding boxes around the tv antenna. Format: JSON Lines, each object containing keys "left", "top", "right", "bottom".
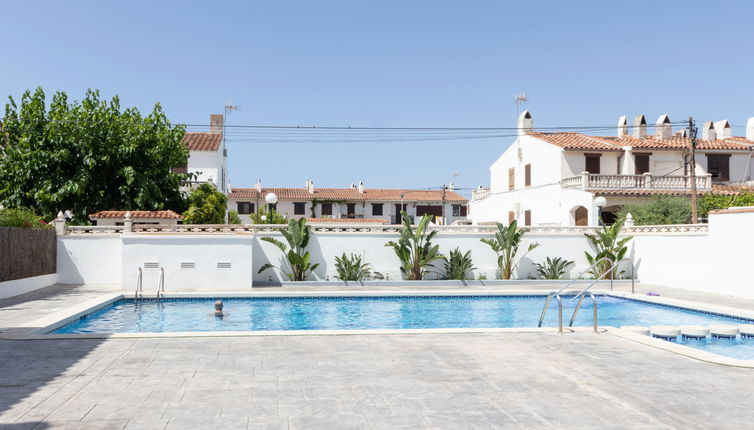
{"left": 514, "top": 92, "right": 528, "bottom": 117}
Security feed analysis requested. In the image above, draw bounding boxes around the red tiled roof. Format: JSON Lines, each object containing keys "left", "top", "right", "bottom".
{"left": 586, "top": 184, "right": 752, "bottom": 197}
{"left": 305, "top": 218, "right": 389, "bottom": 224}
{"left": 528, "top": 132, "right": 622, "bottom": 151}
{"left": 530, "top": 131, "right": 754, "bottom": 152}
{"left": 89, "top": 210, "right": 184, "bottom": 220}
{"left": 182, "top": 132, "right": 222, "bottom": 151}
{"left": 229, "top": 187, "right": 468, "bottom": 203}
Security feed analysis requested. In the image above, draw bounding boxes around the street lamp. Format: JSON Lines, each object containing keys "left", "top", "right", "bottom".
{"left": 594, "top": 196, "right": 607, "bottom": 226}
{"left": 265, "top": 192, "right": 278, "bottom": 224}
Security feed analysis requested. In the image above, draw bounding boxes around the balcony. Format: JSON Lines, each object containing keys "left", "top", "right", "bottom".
{"left": 561, "top": 173, "right": 712, "bottom": 191}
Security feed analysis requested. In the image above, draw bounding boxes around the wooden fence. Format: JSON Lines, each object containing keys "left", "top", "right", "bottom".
{"left": 0, "top": 227, "right": 56, "bottom": 282}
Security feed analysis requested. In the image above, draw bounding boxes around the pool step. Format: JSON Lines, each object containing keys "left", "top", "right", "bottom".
{"left": 623, "top": 325, "right": 751, "bottom": 340}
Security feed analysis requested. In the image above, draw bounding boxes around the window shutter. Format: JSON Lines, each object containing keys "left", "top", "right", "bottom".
{"left": 508, "top": 168, "right": 515, "bottom": 190}
{"left": 524, "top": 164, "right": 531, "bottom": 187}
{"left": 524, "top": 210, "right": 532, "bottom": 226}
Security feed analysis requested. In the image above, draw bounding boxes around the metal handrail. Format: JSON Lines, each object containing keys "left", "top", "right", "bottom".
{"left": 609, "top": 257, "right": 635, "bottom": 292}
{"left": 569, "top": 259, "right": 622, "bottom": 303}
{"left": 569, "top": 293, "right": 598, "bottom": 333}
{"left": 538, "top": 292, "right": 563, "bottom": 333}
{"left": 556, "top": 257, "right": 608, "bottom": 295}
{"left": 134, "top": 267, "right": 143, "bottom": 300}
{"left": 156, "top": 268, "right": 164, "bottom": 301}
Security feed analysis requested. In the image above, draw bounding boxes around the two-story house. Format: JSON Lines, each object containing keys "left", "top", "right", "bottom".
{"left": 470, "top": 111, "right": 754, "bottom": 226}
{"left": 229, "top": 180, "right": 468, "bottom": 225}
{"left": 178, "top": 114, "right": 229, "bottom": 194}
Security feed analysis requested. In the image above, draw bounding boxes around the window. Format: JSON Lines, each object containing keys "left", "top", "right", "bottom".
{"left": 237, "top": 202, "right": 254, "bottom": 215}
{"left": 347, "top": 203, "right": 356, "bottom": 217}
{"left": 508, "top": 168, "right": 515, "bottom": 190}
{"left": 321, "top": 203, "right": 333, "bottom": 216}
{"left": 585, "top": 154, "right": 601, "bottom": 174}
{"left": 452, "top": 205, "right": 461, "bottom": 217}
{"left": 706, "top": 154, "right": 731, "bottom": 181}
{"left": 524, "top": 210, "right": 532, "bottom": 226}
{"left": 524, "top": 164, "right": 531, "bottom": 187}
{"left": 372, "top": 203, "right": 383, "bottom": 216}
{"left": 293, "top": 202, "right": 306, "bottom": 215}
{"left": 634, "top": 153, "right": 650, "bottom": 174}
{"left": 508, "top": 211, "right": 515, "bottom": 224}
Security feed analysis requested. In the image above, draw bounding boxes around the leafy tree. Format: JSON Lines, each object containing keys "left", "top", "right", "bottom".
{"left": 616, "top": 196, "right": 690, "bottom": 225}
{"left": 584, "top": 218, "right": 632, "bottom": 280}
{"left": 385, "top": 212, "right": 444, "bottom": 280}
{"left": 442, "top": 248, "right": 476, "bottom": 280}
{"left": 535, "top": 257, "right": 573, "bottom": 280}
{"left": 228, "top": 210, "right": 242, "bottom": 224}
{"left": 0, "top": 208, "right": 48, "bottom": 228}
{"left": 249, "top": 207, "right": 286, "bottom": 224}
{"left": 259, "top": 218, "right": 319, "bottom": 281}
{"left": 698, "top": 192, "right": 754, "bottom": 218}
{"left": 182, "top": 184, "right": 226, "bottom": 224}
{"left": 334, "top": 253, "right": 372, "bottom": 281}
{"left": 481, "top": 220, "right": 539, "bottom": 279}
{"left": 0, "top": 88, "right": 188, "bottom": 222}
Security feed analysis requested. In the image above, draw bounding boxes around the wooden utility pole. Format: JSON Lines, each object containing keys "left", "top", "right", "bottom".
{"left": 688, "top": 117, "right": 698, "bottom": 224}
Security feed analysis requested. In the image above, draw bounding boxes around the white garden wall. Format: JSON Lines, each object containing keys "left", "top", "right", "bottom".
{"left": 57, "top": 235, "right": 122, "bottom": 285}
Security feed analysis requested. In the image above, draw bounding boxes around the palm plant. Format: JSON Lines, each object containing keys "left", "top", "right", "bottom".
{"left": 584, "top": 218, "right": 632, "bottom": 280}
{"left": 535, "top": 257, "right": 574, "bottom": 280}
{"left": 258, "top": 218, "right": 319, "bottom": 281}
{"left": 334, "top": 253, "right": 372, "bottom": 281}
{"left": 442, "top": 248, "right": 476, "bottom": 280}
{"left": 385, "top": 212, "right": 444, "bottom": 280}
{"left": 481, "top": 220, "right": 539, "bottom": 280}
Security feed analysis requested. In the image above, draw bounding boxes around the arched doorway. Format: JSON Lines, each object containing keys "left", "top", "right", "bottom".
{"left": 573, "top": 206, "right": 588, "bottom": 226}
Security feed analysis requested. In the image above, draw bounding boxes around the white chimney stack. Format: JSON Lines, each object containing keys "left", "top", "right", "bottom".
{"left": 357, "top": 181, "right": 365, "bottom": 194}
{"left": 714, "top": 120, "right": 732, "bottom": 139}
{"left": 655, "top": 114, "right": 672, "bottom": 139}
{"left": 517, "top": 110, "right": 533, "bottom": 136}
{"left": 210, "top": 114, "right": 223, "bottom": 135}
{"left": 617, "top": 115, "right": 628, "bottom": 138}
{"left": 632, "top": 114, "right": 647, "bottom": 139}
{"left": 448, "top": 181, "right": 455, "bottom": 191}
{"left": 702, "top": 121, "right": 716, "bottom": 141}
{"left": 746, "top": 117, "right": 754, "bottom": 141}
{"left": 307, "top": 180, "right": 315, "bottom": 194}
{"left": 255, "top": 179, "right": 262, "bottom": 193}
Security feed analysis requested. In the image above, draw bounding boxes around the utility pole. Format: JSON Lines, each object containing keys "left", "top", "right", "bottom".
{"left": 688, "top": 117, "right": 698, "bottom": 224}
{"left": 441, "top": 185, "right": 447, "bottom": 225}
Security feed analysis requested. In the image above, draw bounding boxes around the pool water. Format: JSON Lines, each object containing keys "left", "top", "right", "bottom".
{"left": 661, "top": 336, "right": 754, "bottom": 360}
{"left": 51, "top": 295, "right": 752, "bottom": 334}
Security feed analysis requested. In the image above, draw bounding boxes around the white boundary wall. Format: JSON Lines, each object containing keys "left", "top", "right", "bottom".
{"left": 0, "top": 274, "right": 58, "bottom": 299}
{"left": 55, "top": 210, "right": 754, "bottom": 298}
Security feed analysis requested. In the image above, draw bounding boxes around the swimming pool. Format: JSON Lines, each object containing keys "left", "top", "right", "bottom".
{"left": 51, "top": 295, "right": 754, "bottom": 334}
{"left": 658, "top": 335, "right": 754, "bottom": 360}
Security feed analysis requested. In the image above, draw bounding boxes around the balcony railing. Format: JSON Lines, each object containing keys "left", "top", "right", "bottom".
{"left": 471, "top": 187, "right": 491, "bottom": 200}
{"left": 561, "top": 173, "right": 712, "bottom": 191}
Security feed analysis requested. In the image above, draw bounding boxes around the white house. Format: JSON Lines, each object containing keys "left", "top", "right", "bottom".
{"left": 470, "top": 111, "right": 754, "bottom": 226}
{"left": 178, "top": 114, "right": 229, "bottom": 194}
{"left": 229, "top": 180, "right": 469, "bottom": 225}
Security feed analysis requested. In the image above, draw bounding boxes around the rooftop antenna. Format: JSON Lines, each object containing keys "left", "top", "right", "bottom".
{"left": 514, "top": 92, "right": 528, "bottom": 118}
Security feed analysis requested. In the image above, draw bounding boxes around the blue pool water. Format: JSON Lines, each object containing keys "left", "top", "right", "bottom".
{"left": 661, "top": 336, "right": 754, "bottom": 360}
{"left": 51, "top": 295, "right": 753, "bottom": 334}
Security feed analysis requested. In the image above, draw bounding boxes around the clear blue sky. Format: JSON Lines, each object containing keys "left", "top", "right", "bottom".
{"left": 2, "top": 1, "right": 753, "bottom": 196}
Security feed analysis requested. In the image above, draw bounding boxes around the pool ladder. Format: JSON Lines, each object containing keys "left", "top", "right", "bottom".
{"left": 537, "top": 257, "right": 632, "bottom": 334}
{"left": 134, "top": 267, "right": 143, "bottom": 300}
{"left": 156, "top": 268, "right": 165, "bottom": 302}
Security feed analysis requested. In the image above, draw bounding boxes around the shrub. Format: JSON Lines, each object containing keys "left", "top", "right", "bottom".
{"left": 0, "top": 208, "right": 48, "bottom": 228}
{"left": 228, "top": 210, "right": 242, "bottom": 224}
{"left": 584, "top": 218, "right": 632, "bottom": 280}
{"left": 698, "top": 192, "right": 754, "bottom": 218}
{"left": 480, "top": 220, "right": 539, "bottom": 279}
{"left": 442, "top": 248, "right": 476, "bottom": 280}
{"left": 182, "top": 184, "right": 227, "bottom": 224}
{"left": 535, "top": 257, "right": 574, "bottom": 280}
{"left": 258, "top": 218, "right": 319, "bottom": 281}
{"left": 385, "top": 212, "right": 444, "bottom": 280}
{"left": 334, "top": 253, "right": 372, "bottom": 281}
{"left": 249, "top": 207, "right": 286, "bottom": 224}
{"left": 616, "top": 196, "right": 691, "bottom": 225}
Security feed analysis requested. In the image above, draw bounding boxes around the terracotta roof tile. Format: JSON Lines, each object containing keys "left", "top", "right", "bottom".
{"left": 531, "top": 131, "right": 754, "bottom": 152}
{"left": 527, "top": 132, "right": 623, "bottom": 151}
{"left": 305, "top": 218, "right": 389, "bottom": 224}
{"left": 89, "top": 210, "right": 184, "bottom": 220}
{"left": 182, "top": 132, "right": 222, "bottom": 151}
{"left": 229, "top": 187, "right": 468, "bottom": 202}
{"left": 586, "top": 184, "right": 752, "bottom": 197}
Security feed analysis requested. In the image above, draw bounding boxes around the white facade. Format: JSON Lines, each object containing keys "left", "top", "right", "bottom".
{"left": 470, "top": 111, "right": 754, "bottom": 226}
{"left": 183, "top": 114, "right": 229, "bottom": 194}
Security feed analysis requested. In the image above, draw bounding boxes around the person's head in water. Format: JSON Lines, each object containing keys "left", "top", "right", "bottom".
{"left": 214, "top": 300, "right": 224, "bottom": 317}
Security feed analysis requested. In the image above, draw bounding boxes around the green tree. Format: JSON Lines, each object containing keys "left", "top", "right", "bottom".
{"left": 481, "top": 220, "right": 539, "bottom": 280}
{"left": 385, "top": 212, "right": 444, "bottom": 280}
{"left": 182, "top": 184, "right": 227, "bottom": 224}
{"left": 616, "top": 196, "right": 691, "bottom": 225}
{"left": 0, "top": 88, "right": 188, "bottom": 222}
{"left": 249, "top": 207, "right": 286, "bottom": 224}
{"left": 698, "top": 192, "right": 754, "bottom": 218}
{"left": 259, "top": 218, "right": 319, "bottom": 281}
{"left": 228, "top": 210, "right": 242, "bottom": 224}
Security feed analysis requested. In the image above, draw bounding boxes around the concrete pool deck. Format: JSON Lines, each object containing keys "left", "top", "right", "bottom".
{"left": 2, "top": 283, "right": 754, "bottom": 429}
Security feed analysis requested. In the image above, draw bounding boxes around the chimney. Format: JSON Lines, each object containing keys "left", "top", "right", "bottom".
{"left": 254, "top": 179, "right": 262, "bottom": 193}
{"left": 617, "top": 115, "right": 628, "bottom": 138}
{"left": 632, "top": 114, "right": 647, "bottom": 139}
{"left": 702, "top": 121, "right": 716, "bottom": 141}
{"left": 357, "top": 181, "right": 365, "bottom": 194}
{"left": 747, "top": 117, "right": 754, "bottom": 141}
{"left": 448, "top": 181, "right": 455, "bottom": 191}
{"left": 714, "top": 120, "right": 732, "bottom": 139}
{"left": 674, "top": 129, "right": 688, "bottom": 138}
{"left": 517, "top": 110, "right": 533, "bottom": 136}
{"left": 655, "top": 114, "right": 672, "bottom": 139}
{"left": 307, "top": 180, "right": 315, "bottom": 194}
{"left": 210, "top": 114, "right": 223, "bottom": 134}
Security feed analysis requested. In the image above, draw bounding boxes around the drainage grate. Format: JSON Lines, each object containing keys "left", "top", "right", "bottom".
{"left": 180, "top": 262, "right": 196, "bottom": 269}
{"left": 217, "top": 262, "right": 231, "bottom": 269}
{"left": 143, "top": 262, "right": 159, "bottom": 269}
